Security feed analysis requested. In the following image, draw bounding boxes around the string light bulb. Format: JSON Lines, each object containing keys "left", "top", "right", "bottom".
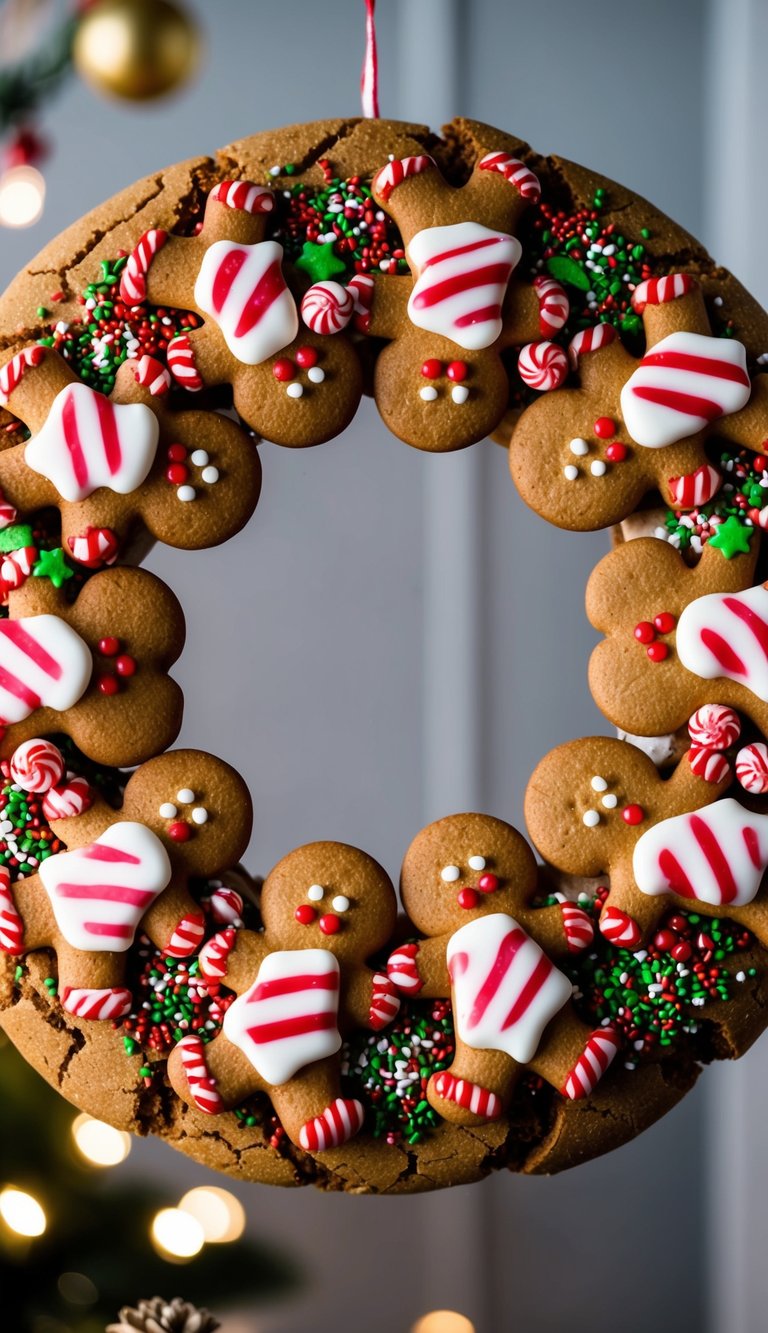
{"left": 71, "top": 1113, "right": 131, "bottom": 1166}
{"left": 178, "top": 1186, "right": 246, "bottom": 1243}
{"left": 411, "top": 1315, "right": 475, "bottom": 1333}
{"left": 0, "top": 164, "right": 45, "bottom": 228}
{"left": 0, "top": 1186, "right": 47, "bottom": 1237}
{"left": 151, "top": 1207, "right": 205, "bottom": 1260}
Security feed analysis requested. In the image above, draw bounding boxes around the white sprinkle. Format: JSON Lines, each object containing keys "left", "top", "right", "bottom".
{"left": 286, "top": 382, "right": 303, "bottom": 398}
{"left": 307, "top": 884, "right": 324, "bottom": 902}
{"left": 269, "top": 164, "right": 281, "bottom": 176}
{"left": 159, "top": 802, "right": 177, "bottom": 819}
{"left": 569, "top": 438, "right": 589, "bottom": 456}
{"left": 201, "top": 466, "right": 219, "bottom": 484}
{"left": 582, "top": 809, "right": 600, "bottom": 827}
{"left": 307, "top": 366, "right": 325, "bottom": 383}
{"left": 714, "top": 295, "right": 723, "bottom": 306}
{"left": 590, "top": 459, "right": 607, "bottom": 476}
{"left": 736, "top": 970, "right": 746, "bottom": 982}
{"left": 191, "top": 807, "right": 208, "bottom": 825}
{"left": 420, "top": 385, "right": 438, "bottom": 402}
{"left": 177, "top": 485, "right": 196, "bottom": 502}
{"left": 602, "top": 793, "right": 618, "bottom": 809}
{"left": 451, "top": 385, "right": 469, "bottom": 404}
{"left": 591, "top": 775, "right": 608, "bottom": 791}
{"left": 190, "top": 449, "right": 209, "bottom": 467}
{"left": 563, "top": 464, "right": 579, "bottom": 481}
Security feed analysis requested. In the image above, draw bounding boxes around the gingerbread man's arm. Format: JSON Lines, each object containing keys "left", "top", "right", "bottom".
{"left": 388, "top": 934, "right": 450, "bottom": 997}
{"left": 48, "top": 793, "right": 117, "bottom": 848}
{"left": 364, "top": 275, "right": 410, "bottom": 341}
{"left": 215, "top": 927, "right": 269, "bottom": 995}
{"left": 519, "top": 901, "right": 592, "bottom": 960}
{"left": 713, "top": 373, "right": 768, "bottom": 450}
{"left": 0, "top": 436, "right": 54, "bottom": 513}
{"left": 140, "top": 874, "right": 206, "bottom": 959}
{"left": 341, "top": 964, "right": 400, "bottom": 1032}
{"left": 6, "top": 871, "right": 57, "bottom": 954}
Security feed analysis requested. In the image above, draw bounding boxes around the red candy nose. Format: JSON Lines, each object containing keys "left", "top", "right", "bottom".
{"left": 477, "top": 873, "right": 499, "bottom": 893}
{"left": 319, "top": 913, "right": 341, "bottom": 935}
{"left": 295, "top": 904, "right": 317, "bottom": 926}
{"left": 168, "top": 821, "right": 191, "bottom": 842}
{"left": 457, "top": 888, "right": 479, "bottom": 910}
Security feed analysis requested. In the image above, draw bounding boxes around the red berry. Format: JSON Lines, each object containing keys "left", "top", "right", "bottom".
{"left": 622, "top": 804, "right": 645, "bottom": 825}
{"left": 98, "top": 636, "right": 120, "bottom": 656}
{"left": 97, "top": 675, "right": 119, "bottom": 696}
{"left": 457, "top": 888, "right": 479, "bottom": 910}
{"left": 319, "top": 913, "right": 341, "bottom": 935}
{"left": 477, "top": 873, "right": 499, "bottom": 893}
{"left": 294, "top": 904, "right": 316, "bottom": 926}
{"left": 167, "top": 443, "right": 187, "bottom": 463}
{"left": 295, "top": 346, "right": 318, "bottom": 369}
{"left": 594, "top": 416, "right": 616, "bottom": 438}
{"left": 168, "top": 821, "right": 191, "bottom": 842}
{"left": 647, "top": 642, "right": 669, "bottom": 662}
{"left": 654, "top": 611, "right": 676, "bottom": 634}
{"left": 634, "top": 621, "right": 656, "bottom": 644}
{"left": 421, "top": 358, "right": 442, "bottom": 379}
{"left": 605, "top": 442, "right": 627, "bottom": 463}
{"left": 654, "top": 929, "right": 677, "bottom": 952}
{"left": 166, "top": 463, "right": 188, "bottom": 485}
{"left": 272, "top": 357, "right": 296, "bottom": 381}
{"left": 446, "top": 361, "right": 468, "bottom": 382}
{"left": 671, "top": 941, "right": 692, "bottom": 962}
{"left": 115, "top": 654, "right": 136, "bottom": 677}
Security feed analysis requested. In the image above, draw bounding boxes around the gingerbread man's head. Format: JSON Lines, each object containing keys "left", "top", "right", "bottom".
{"left": 260, "top": 841, "right": 397, "bottom": 962}
{"left": 400, "top": 813, "right": 538, "bottom": 939}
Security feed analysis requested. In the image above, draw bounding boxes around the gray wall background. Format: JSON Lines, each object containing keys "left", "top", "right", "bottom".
{"left": 2, "top": 2, "right": 744, "bottom": 1330}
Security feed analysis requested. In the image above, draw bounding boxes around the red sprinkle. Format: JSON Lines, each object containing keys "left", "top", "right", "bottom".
{"left": 647, "top": 642, "right": 669, "bottom": 662}
{"left": 654, "top": 611, "right": 676, "bottom": 634}
{"left": 477, "top": 873, "right": 499, "bottom": 893}
{"left": 634, "top": 621, "right": 656, "bottom": 644}
{"left": 98, "top": 636, "right": 120, "bottom": 656}
{"left": 446, "top": 361, "right": 468, "bottom": 382}
{"left": 605, "top": 442, "right": 627, "bottom": 463}
{"left": 168, "top": 821, "right": 191, "bottom": 842}
{"left": 319, "top": 913, "right": 341, "bottom": 935}
{"left": 457, "top": 888, "right": 479, "bottom": 910}
{"left": 166, "top": 463, "right": 188, "bottom": 485}
{"left": 654, "top": 929, "right": 676, "bottom": 952}
{"left": 295, "top": 904, "right": 316, "bottom": 925}
{"left": 167, "top": 443, "right": 187, "bottom": 463}
{"left": 295, "top": 346, "right": 318, "bottom": 368}
{"left": 115, "top": 654, "right": 136, "bottom": 677}
{"left": 622, "top": 804, "right": 645, "bottom": 826}
{"left": 272, "top": 357, "right": 296, "bottom": 381}
{"left": 594, "top": 417, "right": 616, "bottom": 438}
{"left": 421, "top": 358, "right": 442, "bottom": 379}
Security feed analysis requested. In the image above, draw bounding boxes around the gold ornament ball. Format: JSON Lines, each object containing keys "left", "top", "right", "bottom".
{"left": 74, "top": 0, "right": 201, "bottom": 101}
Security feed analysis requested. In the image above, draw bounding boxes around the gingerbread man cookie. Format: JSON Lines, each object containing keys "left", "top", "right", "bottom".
{"left": 168, "top": 841, "right": 400, "bottom": 1152}
{"left": 300, "top": 149, "right": 568, "bottom": 452}
{"left": 119, "top": 180, "right": 363, "bottom": 448}
{"left": 586, "top": 535, "right": 768, "bottom": 741}
{"left": 0, "top": 346, "right": 260, "bottom": 567}
{"left": 525, "top": 737, "right": 768, "bottom": 948}
{"left": 0, "top": 748, "right": 251, "bottom": 1022}
{"left": 388, "top": 814, "right": 619, "bottom": 1125}
{"left": 0, "top": 563, "right": 184, "bottom": 767}
{"left": 509, "top": 274, "right": 766, "bottom": 530}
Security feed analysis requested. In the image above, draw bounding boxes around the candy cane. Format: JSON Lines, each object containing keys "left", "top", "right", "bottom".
{"left": 568, "top": 323, "right": 617, "bottom": 369}
{"left": 533, "top": 275, "right": 569, "bottom": 335}
{"left": 386, "top": 941, "right": 423, "bottom": 994}
{"left": 347, "top": 274, "right": 374, "bottom": 333}
{"left": 599, "top": 906, "right": 642, "bottom": 948}
{"left": 42, "top": 776, "right": 93, "bottom": 820}
{"left": 300, "top": 281, "right": 353, "bottom": 335}
{"left": 165, "top": 911, "right": 206, "bottom": 958}
{"left": 561, "top": 902, "right": 594, "bottom": 953}
{"left": 207, "top": 886, "right": 243, "bottom": 926}
{"left": 60, "top": 985, "right": 132, "bottom": 1021}
{"left": 209, "top": 180, "right": 274, "bottom": 215}
{"left": 134, "top": 354, "right": 171, "bottom": 396}
{"left": 67, "top": 527, "right": 119, "bottom": 567}
{"left": 562, "top": 1026, "right": 620, "bottom": 1100}
{"left": 687, "top": 704, "right": 741, "bottom": 751}
{"left": 431, "top": 1072, "right": 502, "bottom": 1119}
{"left": 517, "top": 341, "right": 568, "bottom": 391}
{"left": 0, "top": 345, "right": 45, "bottom": 406}
{"left": 477, "top": 151, "right": 541, "bottom": 202}
{"left": 372, "top": 155, "right": 434, "bottom": 204}
{"left": 669, "top": 463, "right": 721, "bottom": 508}
{"left": 0, "top": 545, "right": 37, "bottom": 601}
{"left": 176, "top": 1033, "right": 224, "bottom": 1114}
{"left": 631, "top": 273, "right": 696, "bottom": 313}
{"left": 0, "top": 867, "right": 23, "bottom": 954}
{"left": 199, "top": 926, "right": 237, "bottom": 982}
{"left": 10, "top": 738, "right": 65, "bottom": 793}
{"left": 368, "top": 972, "right": 400, "bottom": 1030}
{"left": 120, "top": 228, "right": 168, "bottom": 305}
{"left": 360, "top": 0, "right": 379, "bottom": 119}
{"left": 167, "top": 333, "right": 204, "bottom": 391}
{"left": 736, "top": 742, "right": 768, "bottom": 794}
{"left": 298, "top": 1097, "right": 365, "bottom": 1151}
{"left": 689, "top": 746, "right": 731, "bottom": 784}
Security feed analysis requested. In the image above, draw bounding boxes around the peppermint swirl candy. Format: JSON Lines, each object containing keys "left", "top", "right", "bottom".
{"left": 689, "top": 745, "right": 731, "bottom": 784}
{"left": 517, "top": 340, "right": 568, "bottom": 392}
{"left": 300, "top": 281, "right": 353, "bottom": 335}
{"left": 735, "top": 742, "right": 768, "bottom": 794}
{"left": 687, "top": 704, "right": 741, "bottom": 751}
{"left": 208, "top": 884, "right": 244, "bottom": 926}
{"left": 10, "top": 738, "right": 64, "bottom": 793}
{"left": 42, "top": 775, "right": 93, "bottom": 820}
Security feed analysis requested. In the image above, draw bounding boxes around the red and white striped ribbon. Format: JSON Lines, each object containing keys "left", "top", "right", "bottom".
{"left": 360, "top": 0, "right": 379, "bottom": 119}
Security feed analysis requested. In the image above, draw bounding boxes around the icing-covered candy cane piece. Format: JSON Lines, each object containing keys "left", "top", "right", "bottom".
{"left": 687, "top": 704, "right": 741, "bottom": 750}
{"left": 477, "top": 151, "right": 541, "bottom": 202}
{"left": 736, "top": 742, "right": 768, "bottom": 794}
{"left": 208, "top": 180, "right": 274, "bottom": 214}
{"left": 517, "top": 340, "right": 568, "bottom": 391}
{"left": 0, "top": 866, "right": 23, "bottom": 953}
{"left": 631, "top": 274, "right": 696, "bottom": 312}
{"left": 67, "top": 527, "right": 119, "bottom": 568}
{"left": 119, "top": 228, "right": 168, "bottom": 305}
{"left": 60, "top": 985, "right": 132, "bottom": 1021}
{"left": 533, "top": 275, "right": 569, "bottom": 335}
{"left": 24, "top": 382, "right": 160, "bottom": 502}
{"left": 431, "top": 1073, "right": 502, "bottom": 1119}
{"left": 199, "top": 925, "right": 237, "bottom": 982}
{"left": 677, "top": 583, "right": 768, "bottom": 702}
{"left": 599, "top": 906, "right": 642, "bottom": 947}
{"left": 176, "top": 1034, "right": 225, "bottom": 1114}
{"left": 689, "top": 746, "right": 731, "bottom": 784}
{"left": 620, "top": 331, "right": 751, "bottom": 449}
{"left": 298, "top": 1098, "right": 365, "bottom": 1152}
{"left": 300, "top": 281, "right": 354, "bottom": 335}
{"left": 447, "top": 913, "right": 572, "bottom": 1064}
{"left": 207, "top": 885, "right": 244, "bottom": 926}
{"left": 0, "top": 616, "right": 92, "bottom": 724}
{"left": 633, "top": 797, "right": 768, "bottom": 907}
{"left": 372, "top": 154, "right": 434, "bottom": 203}
{"left": 369, "top": 972, "right": 400, "bottom": 1030}
{"left": 193, "top": 238, "right": 299, "bottom": 365}
{"left": 669, "top": 463, "right": 721, "bottom": 508}
{"left": 42, "top": 776, "right": 93, "bottom": 820}
{"left": 134, "top": 354, "right": 171, "bottom": 397}
{"left": 0, "top": 345, "right": 46, "bottom": 406}
{"left": 560, "top": 901, "right": 595, "bottom": 953}
{"left": 406, "top": 221, "right": 522, "bottom": 351}
{"left": 561, "top": 1027, "right": 620, "bottom": 1100}
{"left": 166, "top": 333, "right": 203, "bottom": 390}
{"left": 568, "top": 323, "right": 617, "bottom": 368}
{"left": 38, "top": 821, "right": 172, "bottom": 951}
{"left": 9, "top": 738, "right": 65, "bottom": 792}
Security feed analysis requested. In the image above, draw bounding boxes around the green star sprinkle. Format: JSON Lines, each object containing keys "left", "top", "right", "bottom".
{"left": 33, "top": 546, "right": 74, "bottom": 587}
{"left": 295, "top": 239, "right": 347, "bottom": 283}
{"left": 708, "top": 514, "right": 754, "bottom": 559}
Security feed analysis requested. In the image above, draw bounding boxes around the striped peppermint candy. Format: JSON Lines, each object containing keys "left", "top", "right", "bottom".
{"left": 562, "top": 1026, "right": 621, "bottom": 1100}
{"left": 599, "top": 906, "right": 642, "bottom": 948}
{"left": 223, "top": 948, "right": 341, "bottom": 1085}
{"left": 67, "top": 526, "right": 119, "bottom": 567}
{"left": 209, "top": 180, "right": 274, "bottom": 215}
{"left": 407, "top": 220, "right": 521, "bottom": 352}
{"left": 0, "top": 491, "right": 18, "bottom": 530}
{"left": 207, "top": 885, "right": 244, "bottom": 926}
{"left": 176, "top": 1033, "right": 224, "bottom": 1114}
{"left": 0, "top": 345, "right": 46, "bottom": 406}
{"left": 199, "top": 926, "right": 237, "bottom": 982}
{"left": 60, "top": 985, "right": 132, "bottom": 1021}
{"left": 194, "top": 238, "right": 298, "bottom": 365}
{"left": 0, "top": 615, "right": 91, "bottom": 725}
{"left": 669, "top": 463, "right": 721, "bottom": 508}
{"left": 561, "top": 902, "right": 595, "bottom": 953}
{"left": 689, "top": 746, "right": 731, "bottom": 784}
{"left": 372, "top": 154, "right": 434, "bottom": 203}
{"left": 347, "top": 274, "right": 374, "bottom": 333}
{"left": 568, "top": 323, "right": 617, "bottom": 369}
{"left": 134, "top": 354, "right": 171, "bottom": 396}
{"left": 0, "top": 546, "right": 37, "bottom": 600}
{"left": 736, "top": 742, "right": 768, "bottom": 794}
{"left": 620, "top": 330, "right": 751, "bottom": 449}
{"left": 677, "top": 582, "right": 768, "bottom": 703}
{"left": 300, "top": 281, "right": 353, "bottom": 335}
{"left": 120, "top": 228, "right": 168, "bottom": 305}
{"left": 633, "top": 797, "right": 768, "bottom": 907}
{"left": 369, "top": 972, "right": 400, "bottom": 1030}
{"left": 10, "top": 738, "right": 65, "bottom": 793}
{"left": 299, "top": 1097, "right": 365, "bottom": 1152}
{"left": 631, "top": 273, "right": 696, "bottom": 314}
{"left": 167, "top": 333, "right": 203, "bottom": 391}
{"left": 386, "top": 941, "right": 423, "bottom": 994}
{"left": 477, "top": 151, "right": 541, "bottom": 202}
{"left": 431, "top": 1072, "right": 502, "bottom": 1119}
{"left": 42, "top": 776, "right": 93, "bottom": 820}
{"left": 533, "top": 275, "right": 569, "bottom": 335}
{"left": 0, "top": 866, "right": 23, "bottom": 953}
{"left": 517, "top": 340, "right": 568, "bottom": 391}
{"left": 25, "top": 382, "right": 159, "bottom": 502}
{"left": 165, "top": 910, "right": 206, "bottom": 958}
{"left": 687, "top": 704, "right": 741, "bottom": 751}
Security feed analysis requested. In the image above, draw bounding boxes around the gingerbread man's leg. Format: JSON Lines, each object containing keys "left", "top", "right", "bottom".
{"left": 168, "top": 1028, "right": 262, "bottom": 1116}
{"left": 141, "top": 880, "right": 205, "bottom": 959}
{"left": 427, "top": 1036, "right": 512, "bottom": 1125}
{"left": 531, "top": 1010, "right": 621, "bottom": 1101}
{"left": 54, "top": 939, "right": 133, "bottom": 1021}
{"left": 268, "top": 1055, "right": 365, "bottom": 1152}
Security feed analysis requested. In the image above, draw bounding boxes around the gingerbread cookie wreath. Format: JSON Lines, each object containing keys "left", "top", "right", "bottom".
{"left": 2, "top": 117, "right": 768, "bottom": 1194}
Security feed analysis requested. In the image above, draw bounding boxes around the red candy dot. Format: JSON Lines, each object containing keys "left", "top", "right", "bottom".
{"left": 647, "top": 641, "right": 669, "bottom": 662}
{"left": 634, "top": 621, "right": 656, "bottom": 644}
{"left": 295, "top": 346, "right": 318, "bottom": 369}
{"left": 671, "top": 941, "right": 692, "bottom": 962}
{"left": 168, "top": 820, "right": 191, "bottom": 842}
{"left": 605, "top": 442, "right": 627, "bottom": 463}
{"left": 319, "top": 913, "right": 341, "bottom": 935}
{"left": 115, "top": 654, "right": 136, "bottom": 677}
{"left": 457, "top": 888, "right": 479, "bottom": 910}
{"left": 446, "top": 361, "right": 467, "bottom": 382}
{"left": 654, "top": 611, "right": 676, "bottom": 634}
{"left": 167, "top": 443, "right": 187, "bottom": 463}
{"left": 166, "top": 463, "right": 188, "bottom": 485}
{"left": 622, "top": 804, "right": 645, "bottom": 825}
{"left": 594, "top": 417, "right": 616, "bottom": 439}
{"left": 668, "top": 914, "right": 688, "bottom": 933}
{"left": 477, "top": 873, "right": 499, "bottom": 893}
{"left": 654, "top": 929, "right": 676, "bottom": 952}
{"left": 98, "top": 636, "right": 120, "bottom": 656}
{"left": 97, "top": 675, "right": 119, "bottom": 696}
{"left": 295, "top": 904, "right": 317, "bottom": 926}
{"left": 421, "top": 358, "right": 442, "bottom": 379}
{"left": 272, "top": 357, "right": 296, "bottom": 381}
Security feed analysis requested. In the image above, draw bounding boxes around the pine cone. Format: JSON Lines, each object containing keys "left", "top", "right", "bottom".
{"left": 106, "top": 1296, "right": 220, "bottom": 1333}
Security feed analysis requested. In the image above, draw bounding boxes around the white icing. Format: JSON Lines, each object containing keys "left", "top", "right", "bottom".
{"left": 620, "top": 331, "right": 750, "bottom": 449}
{"left": 0, "top": 615, "right": 92, "bottom": 724}
{"left": 194, "top": 238, "right": 298, "bottom": 366}
{"left": 677, "top": 583, "right": 768, "bottom": 701}
{"left": 633, "top": 797, "right": 768, "bottom": 907}
{"left": 223, "top": 948, "right": 341, "bottom": 1085}
{"left": 25, "top": 383, "right": 159, "bottom": 503}
{"left": 406, "top": 221, "right": 521, "bottom": 351}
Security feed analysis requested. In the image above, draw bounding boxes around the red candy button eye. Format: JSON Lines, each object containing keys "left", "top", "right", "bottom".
{"left": 167, "top": 443, "right": 187, "bottom": 463}
{"left": 594, "top": 417, "right": 616, "bottom": 438}
{"left": 272, "top": 357, "right": 296, "bottom": 381}
{"left": 457, "top": 888, "right": 479, "bottom": 910}
{"left": 622, "top": 804, "right": 645, "bottom": 826}
{"left": 295, "top": 346, "right": 318, "bottom": 369}
{"left": 98, "top": 636, "right": 120, "bottom": 657}
{"left": 647, "top": 642, "right": 669, "bottom": 662}
{"left": 634, "top": 622, "right": 656, "bottom": 644}
{"left": 654, "top": 611, "right": 676, "bottom": 634}
{"left": 168, "top": 821, "right": 191, "bottom": 842}
{"left": 166, "top": 463, "right": 189, "bottom": 485}
{"left": 477, "top": 873, "right": 499, "bottom": 893}
{"left": 446, "top": 361, "right": 467, "bottom": 382}
{"left": 319, "top": 913, "right": 341, "bottom": 935}
{"left": 97, "top": 675, "right": 119, "bottom": 696}
{"left": 115, "top": 654, "right": 136, "bottom": 677}
{"left": 421, "top": 358, "right": 442, "bottom": 379}
{"left": 295, "top": 904, "right": 317, "bottom": 926}
{"left": 605, "top": 442, "right": 627, "bottom": 463}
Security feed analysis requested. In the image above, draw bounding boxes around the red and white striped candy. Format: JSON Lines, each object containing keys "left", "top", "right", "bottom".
{"left": 533, "top": 275, "right": 569, "bottom": 335}
{"left": 386, "top": 941, "right": 423, "bottom": 994}
{"left": 562, "top": 1026, "right": 620, "bottom": 1100}
{"left": 407, "top": 221, "right": 521, "bottom": 351}
{"left": 67, "top": 526, "right": 119, "bottom": 567}
{"left": 431, "top": 1071, "right": 502, "bottom": 1119}
{"left": 633, "top": 796, "right": 768, "bottom": 907}
{"left": 568, "top": 323, "right": 617, "bottom": 369}
{"left": 736, "top": 742, "right": 768, "bottom": 794}
{"left": 10, "top": 738, "right": 64, "bottom": 793}
{"left": 199, "top": 926, "right": 237, "bottom": 982}
{"left": 677, "top": 583, "right": 768, "bottom": 702}
{"left": 631, "top": 273, "right": 696, "bottom": 313}
{"left": 561, "top": 902, "right": 595, "bottom": 953}
{"left": 0, "top": 545, "right": 37, "bottom": 601}
{"left": 208, "top": 885, "right": 243, "bottom": 926}
{"left": 369, "top": 972, "right": 400, "bottom": 1030}
{"left": 299, "top": 1097, "right": 365, "bottom": 1151}
{"left": 42, "top": 776, "right": 93, "bottom": 821}
{"left": 0, "top": 866, "right": 23, "bottom": 953}
{"left": 517, "top": 340, "right": 568, "bottom": 392}
{"left": 372, "top": 154, "right": 434, "bottom": 203}
{"left": 194, "top": 238, "right": 298, "bottom": 365}
{"left": 687, "top": 704, "right": 741, "bottom": 751}
{"left": 599, "top": 906, "right": 642, "bottom": 948}
{"left": 176, "top": 1033, "right": 224, "bottom": 1114}
{"left": 25, "top": 382, "right": 159, "bottom": 502}
{"left": 477, "top": 151, "right": 541, "bottom": 202}
{"left": 134, "top": 354, "right": 171, "bottom": 396}
{"left": 167, "top": 334, "right": 203, "bottom": 391}
{"left": 0, "top": 345, "right": 45, "bottom": 406}
{"left": 209, "top": 180, "right": 274, "bottom": 215}
{"left": 621, "top": 330, "right": 750, "bottom": 449}
{"left": 669, "top": 463, "right": 721, "bottom": 508}
{"left": 689, "top": 746, "right": 731, "bottom": 784}
{"left": 60, "top": 985, "right": 132, "bottom": 1021}
{"left": 120, "top": 228, "right": 168, "bottom": 305}
{"left": 165, "top": 910, "right": 206, "bottom": 958}
{"left": 347, "top": 274, "right": 374, "bottom": 333}
{"left": 300, "top": 281, "right": 353, "bottom": 335}
{"left": 0, "top": 490, "right": 18, "bottom": 530}
{"left": 0, "top": 614, "right": 91, "bottom": 725}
